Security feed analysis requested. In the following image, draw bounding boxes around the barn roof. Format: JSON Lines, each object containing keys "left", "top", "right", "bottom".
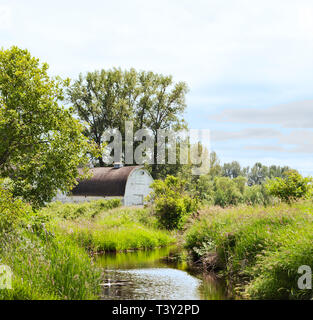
{"left": 71, "top": 166, "right": 141, "bottom": 197}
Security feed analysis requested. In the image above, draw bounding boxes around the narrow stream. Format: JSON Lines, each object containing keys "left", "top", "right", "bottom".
{"left": 95, "top": 247, "right": 229, "bottom": 300}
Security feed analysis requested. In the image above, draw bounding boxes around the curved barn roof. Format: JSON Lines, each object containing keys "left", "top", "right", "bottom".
{"left": 71, "top": 166, "right": 141, "bottom": 197}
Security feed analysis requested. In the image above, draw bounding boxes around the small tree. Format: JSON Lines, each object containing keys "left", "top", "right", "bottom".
{"left": 148, "top": 175, "right": 198, "bottom": 230}
{"left": 265, "top": 170, "right": 312, "bottom": 203}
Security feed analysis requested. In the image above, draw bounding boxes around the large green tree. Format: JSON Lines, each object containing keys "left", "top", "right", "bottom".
{"left": 68, "top": 69, "right": 188, "bottom": 178}
{"left": 0, "top": 46, "right": 91, "bottom": 208}
{"left": 67, "top": 68, "right": 138, "bottom": 166}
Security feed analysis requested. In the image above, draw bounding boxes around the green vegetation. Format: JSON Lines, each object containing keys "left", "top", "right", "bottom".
{"left": 148, "top": 175, "right": 199, "bottom": 230}
{"left": 68, "top": 68, "right": 188, "bottom": 178}
{"left": 1, "top": 45, "right": 313, "bottom": 301}
{"left": 185, "top": 201, "right": 313, "bottom": 299}
{"left": 0, "top": 47, "right": 93, "bottom": 208}
{"left": 46, "top": 201, "right": 175, "bottom": 252}
{"left": 266, "top": 170, "right": 313, "bottom": 203}
{"left": 0, "top": 191, "right": 173, "bottom": 300}
{"left": 0, "top": 185, "right": 101, "bottom": 300}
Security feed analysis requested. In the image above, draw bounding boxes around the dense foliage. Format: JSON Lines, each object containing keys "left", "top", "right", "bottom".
{"left": 0, "top": 47, "right": 92, "bottom": 207}
{"left": 266, "top": 170, "right": 313, "bottom": 203}
{"left": 68, "top": 69, "right": 188, "bottom": 178}
{"left": 148, "top": 175, "right": 199, "bottom": 230}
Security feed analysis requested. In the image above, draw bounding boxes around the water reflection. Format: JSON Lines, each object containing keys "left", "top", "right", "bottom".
{"left": 96, "top": 247, "right": 229, "bottom": 300}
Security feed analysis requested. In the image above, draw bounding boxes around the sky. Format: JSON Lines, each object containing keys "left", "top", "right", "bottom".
{"left": 1, "top": 0, "right": 313, "bottom": 174}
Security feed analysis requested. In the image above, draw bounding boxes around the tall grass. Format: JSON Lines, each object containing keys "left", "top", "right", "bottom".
{"left": 1, "top": 197, "right": 175, "bottom": 300}
{"left": 54, "top": 206, "right": 175, "bottom": 252}
{"left": 41, "top": 199, "right": 121, "bottom": 220}
{"left": 0, "top": 188, "right": 102, "bottom": 300}
{"left": 184, "top": 201, "right": 313, "bottom": 299}
{"left": 0, "top": 232, "right": 101, "bottom": 300}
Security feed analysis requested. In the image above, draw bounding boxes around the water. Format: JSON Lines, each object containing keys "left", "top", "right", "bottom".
{"left": 95, "top": 247, "right": 229, "bottom": 300}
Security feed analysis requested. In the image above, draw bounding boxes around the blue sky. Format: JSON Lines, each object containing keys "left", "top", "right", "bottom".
{"left": 1, "top": 0, "right": 313, "bottom": 174}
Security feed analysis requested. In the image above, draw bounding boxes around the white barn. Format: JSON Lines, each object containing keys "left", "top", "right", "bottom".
{"left": 55, "top": 165, "right": 154, "bottom": 206}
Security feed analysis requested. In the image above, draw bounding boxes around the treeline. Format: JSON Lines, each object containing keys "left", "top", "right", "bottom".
{"left": 178, "top": 153, "right": 292, "bottom": 208}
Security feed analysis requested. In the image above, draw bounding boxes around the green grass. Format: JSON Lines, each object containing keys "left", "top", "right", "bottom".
{"left": 0, "top": 221, "right": 101, "bottom": 300}
{"left": 184, "top": 201, "right": 313, "bottom": 299}
{"left": 53, "top": 205, "right": 175, "bottom": 252}
{"left": 0, "top": 197, "right": 174, "bottom": 300}
{"left": 41, "top": 199, "right": 121, "bottom": 220}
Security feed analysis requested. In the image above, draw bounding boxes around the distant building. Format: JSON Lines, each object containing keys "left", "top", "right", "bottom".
{"left": 55, "top": 166, "right": 154, "bottom": 206}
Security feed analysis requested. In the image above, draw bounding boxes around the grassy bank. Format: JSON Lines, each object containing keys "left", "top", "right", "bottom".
{"left": 0, "top": 190, "right": 101, "bottom": 300}
{"left": 0, "top": 196, "right": 174, "bottom": 300}
{"left": 44, "top": 201, "right": 175, "bottom": 252}
{"left": 184, "top": 201, "right": 313, "bottom": 299}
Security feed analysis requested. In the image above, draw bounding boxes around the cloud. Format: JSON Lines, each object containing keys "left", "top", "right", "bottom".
{"left": 4, "top": 0, "right": 313, "bottom": 89}
{"left": 211, "top": 128, "right": 281, "bottom": 141}
{"left": 211, "top": 128, "right": 313, "bottom": 154}
{"left": 213, "top": 100, "right": 313, "bottom": 128}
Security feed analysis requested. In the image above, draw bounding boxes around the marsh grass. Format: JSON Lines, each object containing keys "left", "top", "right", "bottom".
{"left": 54, "top": 206, "right": 175, "bottom": 252}
{"left": 0, "top": 191, "right": 175, "bottom": 300}
{"left": 0, "top": 223, "right": 101, "bottom": 300}
{"left": 185, "top": 201, "right": 313, "bottom": 299}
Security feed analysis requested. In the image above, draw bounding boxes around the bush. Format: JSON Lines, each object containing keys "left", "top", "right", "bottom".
{"left": 193, "top": 175, "right": 214, "bottom": 205}
{"left": 266, "top": 170, "right": 312, "bottom": 203}
{"left": 243, "top": 184, "right": 273, "bottom": 206}
{"left": 213, "top": 177, "right": 243, "bottom": 207}
{"left": 149, "top": 176, "right": 199, "bottom": 230}
{"left": 0, "top": 185, "right": 32, "bottom": 234}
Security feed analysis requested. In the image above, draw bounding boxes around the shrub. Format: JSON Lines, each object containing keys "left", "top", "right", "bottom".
{"left": 193, "top": 175, "right": 214, "bottom": 205}
{"left": 213, "top": 177, "right": 243, "bottom": 207}
{"left": 243, "top": 184, "right": 273, "bottom": 206}
{"left": 0, "top": 185, "right": 32, "bottom": 234}
{"left": 265, "top": 170, "right": 312, "bottom": 203}
{"left": 149, "top": 176, "right": 199, "bottom": 230}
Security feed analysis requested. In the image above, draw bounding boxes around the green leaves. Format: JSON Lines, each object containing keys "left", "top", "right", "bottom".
{"left": 0, "top": 46, "right": 92, "bottom": 208}
{"left": 149, "top": 175, "right": 199, "bottom": 230}
{"left": 265, "top": 170, "right": 313, "bottom": 203}
{"left": 68, "top": 68, "right": 188, "bottom": 173}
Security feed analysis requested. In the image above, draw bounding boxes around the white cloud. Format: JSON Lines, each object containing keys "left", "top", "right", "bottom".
{"left": 213, "top": 100, "right": 313, "bottom": 128}
{"left": 211, "top": 128, "right": 281, "bottom": 141}
{"left": 3, "top": 0, "right": 313, "bottom": 88}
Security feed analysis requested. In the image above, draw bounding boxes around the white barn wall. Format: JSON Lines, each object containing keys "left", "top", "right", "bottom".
{"left": 123, "top": 168, "right": 154, "bottom": 206}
